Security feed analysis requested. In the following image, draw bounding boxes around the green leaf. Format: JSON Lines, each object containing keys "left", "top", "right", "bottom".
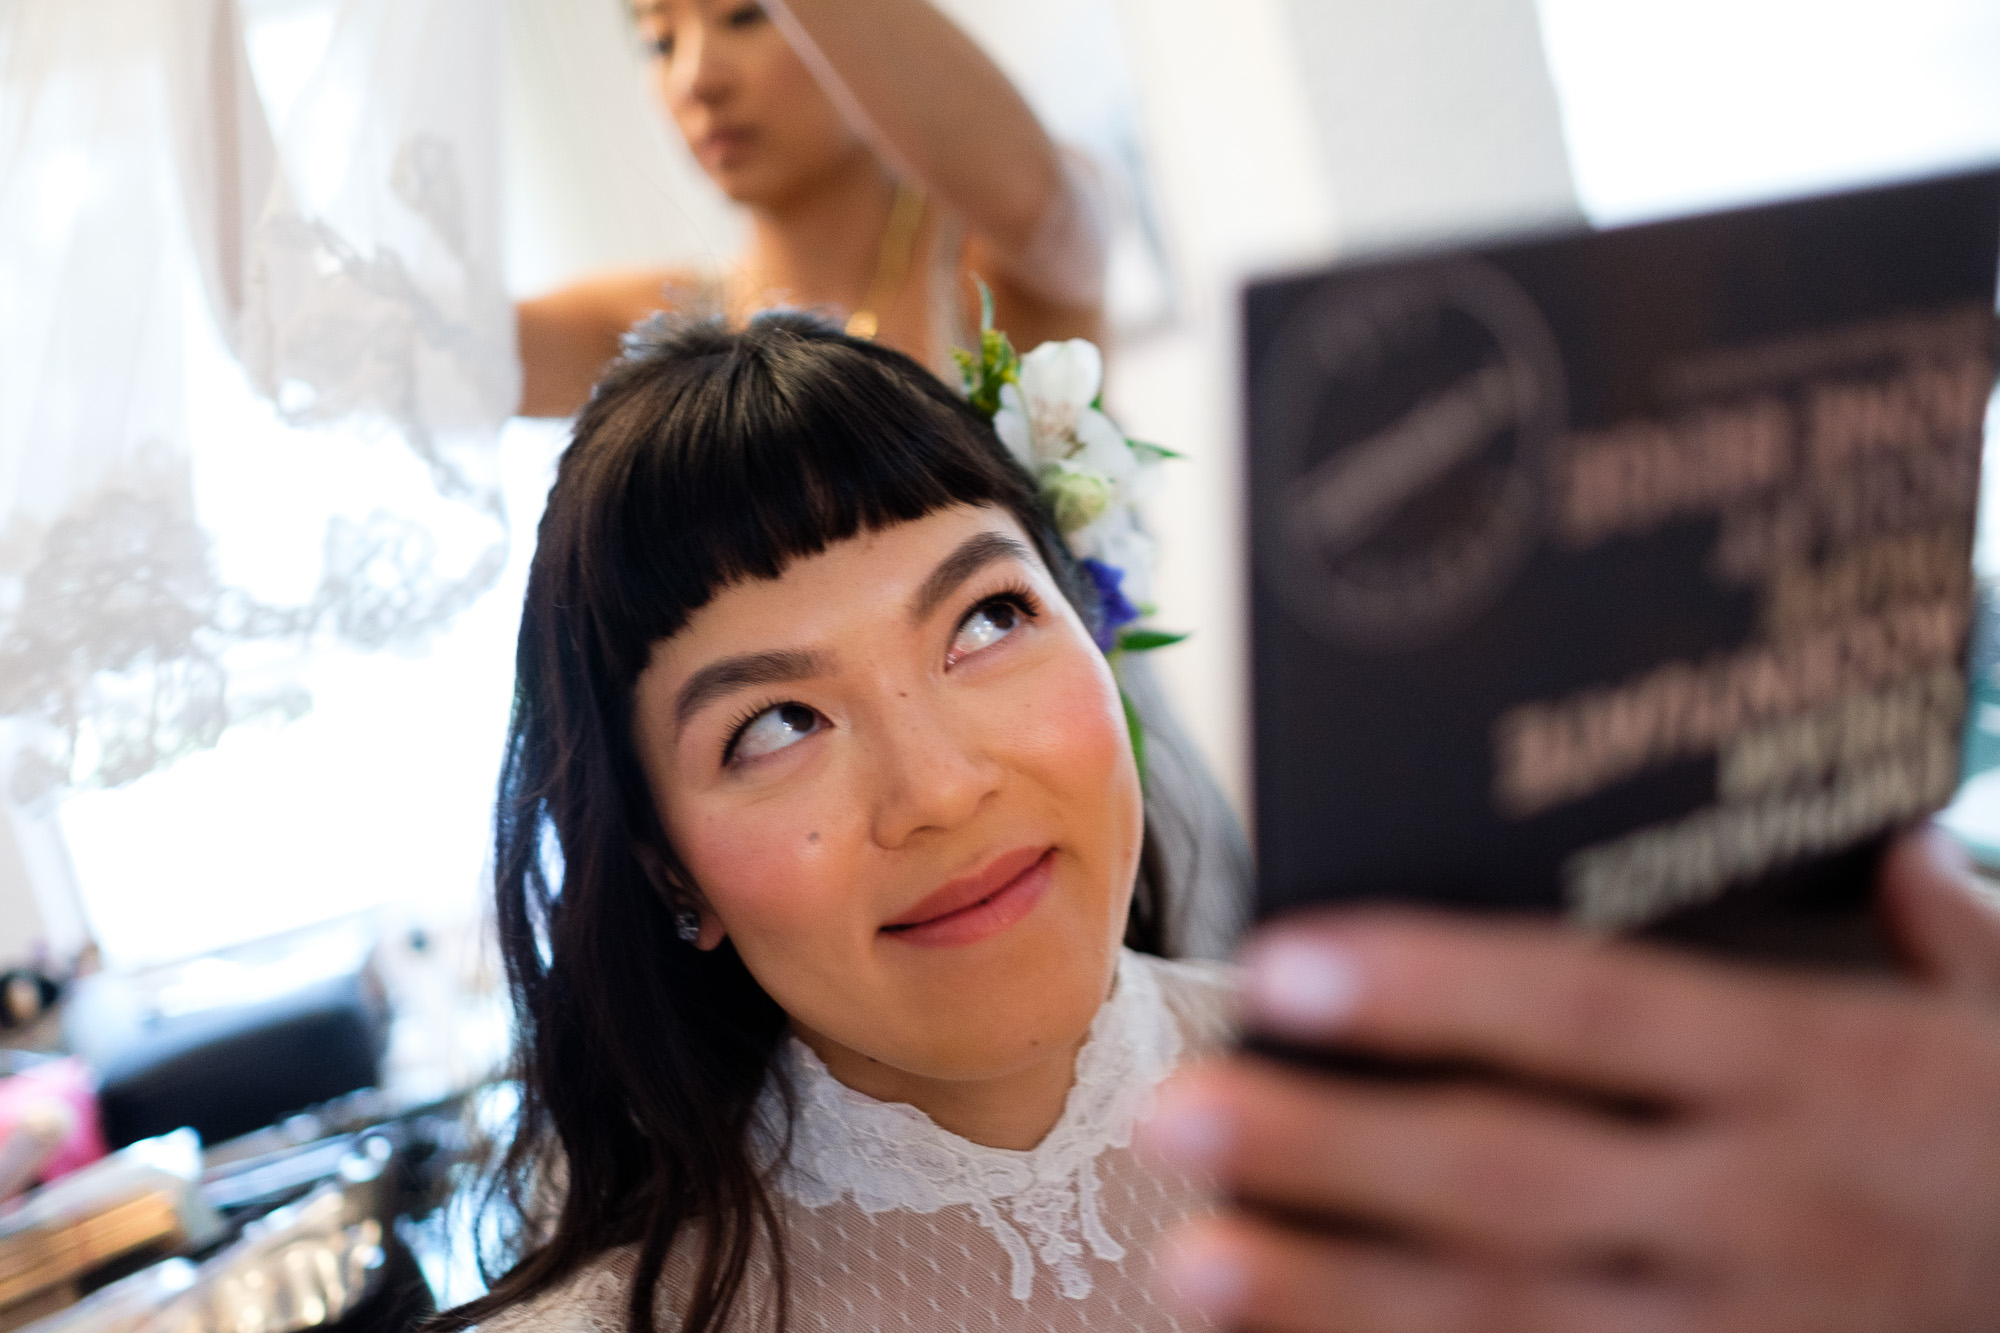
{"left": 1121, "top": 685, "right": 1148, "bottom": 793}
{"left": 954, "top": 276, "right": 1021, "bottom": 419}
{"left": 1128, "top": 439, "right": 1185, "bottom": 461}
{"left": 1118, "top": 628, "right": 1190, "bottom": 653}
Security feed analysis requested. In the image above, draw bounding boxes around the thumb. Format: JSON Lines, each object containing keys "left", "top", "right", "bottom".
{"left": 1878, "top": 822, "right": 2000, "bottom": 1004}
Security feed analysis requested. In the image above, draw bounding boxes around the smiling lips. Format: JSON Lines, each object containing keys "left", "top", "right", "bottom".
{"left": 698, "top": 126, "right": 755, "bottom": 167}
{"left": 881, "top": 847, "right": 1055, "bottom": 948}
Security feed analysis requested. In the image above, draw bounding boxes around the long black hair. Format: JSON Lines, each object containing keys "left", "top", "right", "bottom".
{"left": 440, "top": 313, "right": 1168, "bottom": 1333}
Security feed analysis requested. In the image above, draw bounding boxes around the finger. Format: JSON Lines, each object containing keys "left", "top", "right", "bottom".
{"left": 1157, "top": 1214, "right": 1488, "bottom": 1333}
{"left": 1142, "top": 1060, "right": 1706, "bottom": 1264}
{"left": 1238, "top": 911, "right": 1856, "bottom": 1105}
{"left": 1157, "top": 1215, "right": 1702, "bottom": 1333}
{"left": 1878, "top": 822, "right": 2000, "bottom": 1003}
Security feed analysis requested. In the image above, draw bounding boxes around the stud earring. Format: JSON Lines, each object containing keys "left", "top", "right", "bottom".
{"left": 673, "top": 908, "right": 702, "bottom": 945}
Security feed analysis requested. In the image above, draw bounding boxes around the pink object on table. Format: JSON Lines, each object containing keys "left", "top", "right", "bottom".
{"left": 0, "top": 1057, "right": 108, "bottom": 1188}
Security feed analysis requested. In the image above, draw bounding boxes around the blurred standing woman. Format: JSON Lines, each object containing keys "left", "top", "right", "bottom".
{"left": 516, "top": 0, "right": 1108, "bottom": 418}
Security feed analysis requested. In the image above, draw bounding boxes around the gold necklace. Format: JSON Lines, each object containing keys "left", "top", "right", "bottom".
{"left": 845, "top": 180, "right": 927, "bottom": 340}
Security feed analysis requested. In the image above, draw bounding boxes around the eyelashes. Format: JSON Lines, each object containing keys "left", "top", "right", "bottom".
{"left": 974, "top": 583, "right": 1043, "bottom": 624}
{"left": 716, "top": 582, "right": 1045, "bottom": 767}
{"left": 720, "top": 696, "right": 786, "bottom": 765}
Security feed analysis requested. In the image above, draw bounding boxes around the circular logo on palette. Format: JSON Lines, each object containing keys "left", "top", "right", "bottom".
{"left": 1257, "top": 258, "right": 1565, "bottom": 652}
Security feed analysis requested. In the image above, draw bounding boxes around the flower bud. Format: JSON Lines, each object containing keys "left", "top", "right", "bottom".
{"left": 1044, "top": 468, "right": 1115, "bottom": 534}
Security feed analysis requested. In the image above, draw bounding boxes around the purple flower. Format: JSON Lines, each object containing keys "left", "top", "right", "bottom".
{"left": 1081, "top": 558, "right": 1140, "bottom": 650}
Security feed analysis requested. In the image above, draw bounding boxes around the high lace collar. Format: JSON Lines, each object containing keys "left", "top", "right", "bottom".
{"left": 752, "top": 950, "right": 1182, "bottom": 1303}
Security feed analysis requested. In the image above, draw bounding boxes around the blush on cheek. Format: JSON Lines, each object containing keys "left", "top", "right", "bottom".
{"left": 1043, "top": 686, "right": 1123, "bottom": 767}
{"left": 679, "top": 812, "right": 838, "bottom": 935}
{"left": 1015, "top": 658, "right": 1132, "bottom": 796}
{"left": 1010, "top": 655, "right": 1143, "bottom": 956}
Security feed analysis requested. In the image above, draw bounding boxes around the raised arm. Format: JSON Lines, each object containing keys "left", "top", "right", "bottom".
{"left": 516, "top": 271, "right": 684, "bottom": 419}
{"left": 765, "top": 0, "right": 1108, "bottom": 311}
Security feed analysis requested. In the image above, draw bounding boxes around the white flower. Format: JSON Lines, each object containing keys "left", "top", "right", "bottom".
{"left": 993, "top": 340, "right": 1135, "bottom": 482}
{"left": 1070, "top": 403, "right": 1135, "bottom": 485}
{"left": 1071, "top": 507, "right": 1156, "bottom": 607}
{"left": 1125, "top": 451, "right": 1166, "bottom": 506}
{"left": 992, "top": 386, "right": 1035, "bottom": 468}
{"left": 1017, "top": 338, "right": 1102, "bottom": 453}
{"left": 986, "top": 334, "right": 1164, "bottom": 615}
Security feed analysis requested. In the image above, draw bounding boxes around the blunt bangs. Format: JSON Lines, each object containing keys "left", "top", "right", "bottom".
{"left": 546, "top": 312, "right": 1062, "bottom": 691}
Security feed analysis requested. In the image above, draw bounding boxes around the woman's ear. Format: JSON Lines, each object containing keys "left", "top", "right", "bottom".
{"left": 635, "top": 844, "right": 729, "bottom": 952}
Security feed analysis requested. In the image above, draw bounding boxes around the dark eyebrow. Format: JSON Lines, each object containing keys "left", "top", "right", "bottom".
{"left": 674, "top": 648, "right": 828, "bottom": 730}
{"left": 907, "top": 532, "right": 1034, "bottom": 626}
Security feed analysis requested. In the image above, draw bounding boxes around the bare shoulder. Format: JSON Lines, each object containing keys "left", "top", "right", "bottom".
{"left": 1139, "top": 953, "right": 1241, "bottom": 1057}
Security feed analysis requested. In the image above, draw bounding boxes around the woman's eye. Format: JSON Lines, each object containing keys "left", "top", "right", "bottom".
{"left": 650, "top": 31, "right": 675, "bottom": 57}
{"left": 729, "top": 702, "right": 821, "bottom": 763}
{"left": 725, "top": 3, "right": 763, "bottom": 28}
{"left": 950, "top": 598, "right": 1025, "bottom": 662}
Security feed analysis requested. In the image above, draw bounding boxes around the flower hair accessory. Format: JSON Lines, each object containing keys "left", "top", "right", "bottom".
{"left": 954, "top": 283, "right": 1187, "bottom": 769}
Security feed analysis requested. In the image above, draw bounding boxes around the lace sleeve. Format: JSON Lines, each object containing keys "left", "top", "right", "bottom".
{"left": 472, "top": 1257, "right": 640, "bottom": 1333}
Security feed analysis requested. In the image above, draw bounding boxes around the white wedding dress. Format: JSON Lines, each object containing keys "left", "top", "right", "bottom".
{"left": 483, "top": 950, "right": 1234, "bottom": 1332}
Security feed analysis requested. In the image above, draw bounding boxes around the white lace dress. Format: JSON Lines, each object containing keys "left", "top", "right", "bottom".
{"left": 482, "top": 950, "right": 1234, "bottom": 1332}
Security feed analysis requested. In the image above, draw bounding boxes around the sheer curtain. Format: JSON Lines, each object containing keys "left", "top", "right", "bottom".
{"left": 0, "top": 0, "right": 519, "bottom": 965}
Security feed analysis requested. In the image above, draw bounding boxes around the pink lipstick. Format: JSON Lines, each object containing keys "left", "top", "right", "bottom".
{"left": 881, "top": 847, "right": 1055, "bottom": 948}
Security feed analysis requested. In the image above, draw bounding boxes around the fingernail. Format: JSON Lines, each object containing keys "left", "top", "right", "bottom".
{"left": 1246, "top": 936, "right": 1360, "bottom": 1031}
{"left": 1140, "top": 1085, "right": 1232, "bottom": 1170}
{"left": 1921, "top": 821, "right": 1974, "bottom": 876}
{"left": 1161, "top": 1230, "right": 1248, "bottom": 1317}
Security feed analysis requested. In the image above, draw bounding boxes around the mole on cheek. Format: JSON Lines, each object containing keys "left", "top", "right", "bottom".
{"left": 807, "top": 831, "right": 820, "bottom": 843}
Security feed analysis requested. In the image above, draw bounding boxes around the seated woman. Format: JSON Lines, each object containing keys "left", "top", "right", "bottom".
{"left": 516, "top": 0, "right": 1109, "bottom": 417}
{"left": 450, "top": 315, "right": 1234, "bottom": 1332}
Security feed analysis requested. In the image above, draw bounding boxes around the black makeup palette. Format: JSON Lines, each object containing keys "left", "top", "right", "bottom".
{"left": 1246, "top": 165, "right": 2000, "bottom": 967}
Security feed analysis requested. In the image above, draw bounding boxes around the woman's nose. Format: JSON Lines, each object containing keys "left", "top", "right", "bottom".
{"left": 677, "top": 25, "right": 734, "bottom": 107}
{"left": 867, "top": 703, "right": 1003, "bottom": 850}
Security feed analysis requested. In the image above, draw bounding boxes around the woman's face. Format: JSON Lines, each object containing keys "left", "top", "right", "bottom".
{"left": 633, "top": 504, "right": 1143, "bottom": 1086}
{"left": 635, "top": 0, "right": 869, "bottom": 207}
